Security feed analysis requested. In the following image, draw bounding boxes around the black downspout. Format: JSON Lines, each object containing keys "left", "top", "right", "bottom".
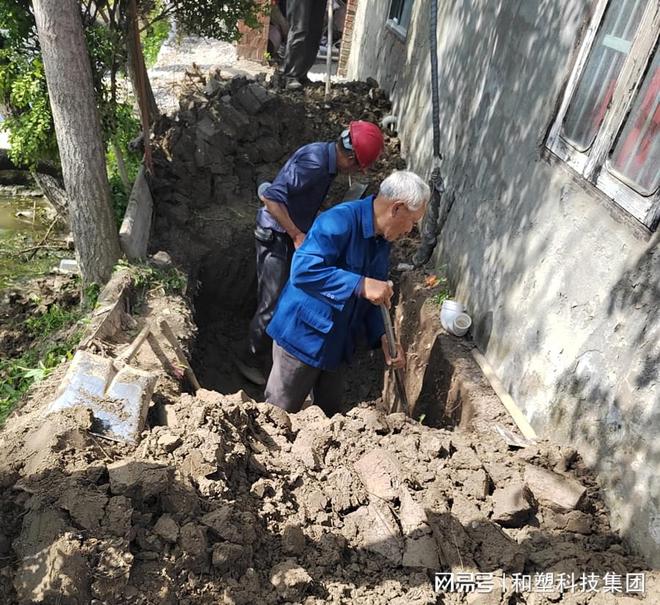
{"left": 413, "top": 0, "right": 452, "bottom": 268}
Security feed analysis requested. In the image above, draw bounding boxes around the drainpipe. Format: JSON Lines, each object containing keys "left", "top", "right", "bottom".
{"left": 413, "top": 0, "right": 453, "bottom": 268}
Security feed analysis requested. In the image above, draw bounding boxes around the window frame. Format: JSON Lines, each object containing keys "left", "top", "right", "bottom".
{"left": 546, "top": 0, "right": 660, "bottom": 230}
{"left": 386, "top": 0, "right": 413, "bottom": 39}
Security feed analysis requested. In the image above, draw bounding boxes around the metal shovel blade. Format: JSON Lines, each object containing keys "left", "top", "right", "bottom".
{"left": 342, "top": 181, "right": 368, "bottom": 201}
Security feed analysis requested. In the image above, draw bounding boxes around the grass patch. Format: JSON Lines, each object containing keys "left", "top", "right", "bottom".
{"left": 25, "top": 303, "right": 82, "bottom": 336}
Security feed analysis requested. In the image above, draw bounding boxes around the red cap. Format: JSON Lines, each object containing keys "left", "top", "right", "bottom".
{"left": 349, "top": 121, "right": 384, "bottom": 169}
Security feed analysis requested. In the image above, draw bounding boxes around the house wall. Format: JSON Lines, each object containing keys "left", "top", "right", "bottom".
{"left": 347, "top": 0, "right": 660, "bottom": 564}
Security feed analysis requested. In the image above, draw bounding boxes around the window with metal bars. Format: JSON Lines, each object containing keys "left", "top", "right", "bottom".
{"left": 387, "top": 0, "right": 413, "bottom": 35}
{"left": 547, "top": 0, "right": 659, "bottom": 230}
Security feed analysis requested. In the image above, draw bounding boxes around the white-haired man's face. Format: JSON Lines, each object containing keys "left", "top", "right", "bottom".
{"left": 381, "top": 200, "right": 426, "bottom": 241}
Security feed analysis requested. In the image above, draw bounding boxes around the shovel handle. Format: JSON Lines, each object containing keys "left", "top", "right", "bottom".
{"left": 379, "top": 304, "right": 398, "bottom": 359}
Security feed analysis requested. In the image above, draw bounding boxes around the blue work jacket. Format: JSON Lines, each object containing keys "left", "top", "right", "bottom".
{"left": 267, "top": 197, "right": 390, "bottom": 371}
{"left": 257, "top": 142, "right": 337, "bottom": 233}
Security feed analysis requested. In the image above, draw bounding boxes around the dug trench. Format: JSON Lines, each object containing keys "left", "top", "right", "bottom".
{"left": 0, "top": 73, "right": 656, "bottom": 604}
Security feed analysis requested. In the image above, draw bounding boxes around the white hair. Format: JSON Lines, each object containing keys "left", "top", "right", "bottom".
{"left": 378, "top": 170, "right": 430, "bottom": 211}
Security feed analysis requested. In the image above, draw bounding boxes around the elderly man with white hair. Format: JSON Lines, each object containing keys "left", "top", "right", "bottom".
{"left": 265, "top": 170, "right": 430, "bottom": 415}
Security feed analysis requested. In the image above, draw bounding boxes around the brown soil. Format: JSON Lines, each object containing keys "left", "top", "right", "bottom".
{"left": 0, "top": 74, "right": 656, "bottom": 604}
{"left": 0, "top": 385, "right": 656, "bottom": 604}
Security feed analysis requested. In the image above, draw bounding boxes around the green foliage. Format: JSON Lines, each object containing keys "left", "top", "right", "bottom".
{"left": 0, "top": 49, "right": 57, "bottom": 166}
{"left": 0, "top": 0, "right": 261, "bottom": 172}
{"left": 105, "top": 103, "right": 141, "bottom": 224}
{"left": 142, "top": 3, "right": 170, "bottom": 67}
{"left": 430, "top": 267, "right": 452, "bottom": 307}
{"left": 171, "top": 0, "right": 262, "bottom": 41}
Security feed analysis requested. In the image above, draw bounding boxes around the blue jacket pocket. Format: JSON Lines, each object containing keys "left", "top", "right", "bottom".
{"left": 299, "top": 306, "right": 333, "bottom": 334}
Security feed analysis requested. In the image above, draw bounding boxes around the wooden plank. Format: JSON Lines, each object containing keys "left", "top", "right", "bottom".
{"left": 116, "top": 323, "right": 151, "bottom": 365}
{"left": 470, "top": 348, "right": 537, "bottom": 440}
{"left": 159, "top": 319, "right": 201, "bottom": 392}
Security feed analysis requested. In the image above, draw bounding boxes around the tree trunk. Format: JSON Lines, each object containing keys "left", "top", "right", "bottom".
{"left": 30, "top": 170, "right": 69, "bottom": 223}
{"left": 32, "top": 0, "right": 121, "bottom": 285}
{"left": 126, "top": 22, "right": 160, "bottom": 123}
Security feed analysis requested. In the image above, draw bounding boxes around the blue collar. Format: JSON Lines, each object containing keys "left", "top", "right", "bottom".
{"left": 327, "top": 142, "right": 337, "bottom": 175}
{"left": 361, "top": 196, "right": 376, "bottom": 239}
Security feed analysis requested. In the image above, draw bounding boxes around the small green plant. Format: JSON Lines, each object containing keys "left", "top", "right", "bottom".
{"left": 428, "top": 267, "right": 452, "bottom": 307}
{"left": 118, "top": 260, "right": 187, "bottom": 297}
{"left": 432, "top": 289, "right": 451, "bottom": 307}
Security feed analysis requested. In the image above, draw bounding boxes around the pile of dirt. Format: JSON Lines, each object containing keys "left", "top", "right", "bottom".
{"left": 0, "top": 388, "right": 655, "bottom": 604}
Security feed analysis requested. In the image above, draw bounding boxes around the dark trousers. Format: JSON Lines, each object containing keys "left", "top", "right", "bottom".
{"left": 248, "top": 227, "right": 295, "bottom": 356}
{"left": 281, "top": 0, "right": 325, "bottom": 80}
{"left": 265, "top": 342, "right": 345, "bottom": 415}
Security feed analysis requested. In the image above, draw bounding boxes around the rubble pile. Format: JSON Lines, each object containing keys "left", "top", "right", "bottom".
{"left": 0, "top": 388, "right": 654, "bottom": 604}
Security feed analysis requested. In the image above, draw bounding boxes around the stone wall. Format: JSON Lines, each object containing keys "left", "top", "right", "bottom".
{"left": 346, "top": 0, "right": 660, "bottom": 565}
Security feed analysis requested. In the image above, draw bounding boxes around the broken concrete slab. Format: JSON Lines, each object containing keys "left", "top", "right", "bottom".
{"left": 47, "top": 350, "right": 159, "bottom": 443}
{"left": 119, "top": 166, "right": 153, "bottom": 261}
{"left": 524, "top": 464, "right": 587, "bottom": 512}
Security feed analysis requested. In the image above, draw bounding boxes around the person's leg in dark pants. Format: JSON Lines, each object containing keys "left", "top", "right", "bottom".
{"left": 248, "top": 231, "right": 294, "bottom": 356}
{"left": 265, "top": 342, "right": 320, "bottom": 412}
{"left": 302, "top": 1, "right": 325, "bottom": 76}
{"left": 237, "top": 230, "right": 293, "bottom": 385}
{"left": 312, "top": 366, "right": 345, "bottom": 417}
{"left": 281, "top": 0, "right": 325, "bottom": 83}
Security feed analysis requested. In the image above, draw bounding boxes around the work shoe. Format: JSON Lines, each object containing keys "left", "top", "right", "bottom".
{"left": 233, "top": 348, "right": 266, "bottom": 386}
{"left": 285, "top": 78, "right": 303, "bottom": 91}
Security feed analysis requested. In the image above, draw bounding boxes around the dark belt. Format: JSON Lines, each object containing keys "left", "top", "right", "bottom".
{"left": 254, "top": 226, "right": 291, "bottom": 244}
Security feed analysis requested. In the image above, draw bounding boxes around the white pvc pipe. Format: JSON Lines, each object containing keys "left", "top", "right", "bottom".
{"left": 381, "top": 115, "right": 398, "bottom": 131}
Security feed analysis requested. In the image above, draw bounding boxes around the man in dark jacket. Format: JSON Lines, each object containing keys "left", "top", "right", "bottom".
{"left": 265, "top": 170, "right": 430, "bottom": 414}
{"left": 235, "top": 121, "right": 384, "bottom": 385}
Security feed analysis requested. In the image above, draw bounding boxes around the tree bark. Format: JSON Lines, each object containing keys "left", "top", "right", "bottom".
{"left": 126, "top": 21, "right": 160, "bottom": 123}
{"left": 30, "top": 170, "right": 69, "bottom": 223}
{"left": 32, "top": 0, "right": 121, "bottom": 285}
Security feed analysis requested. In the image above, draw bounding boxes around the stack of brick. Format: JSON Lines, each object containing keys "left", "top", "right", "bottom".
{"left": 236, "top": 1, "right": 270, "bottom": 62}
{"left": 338, "top": 0, "right": 359, "bottom": 77}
